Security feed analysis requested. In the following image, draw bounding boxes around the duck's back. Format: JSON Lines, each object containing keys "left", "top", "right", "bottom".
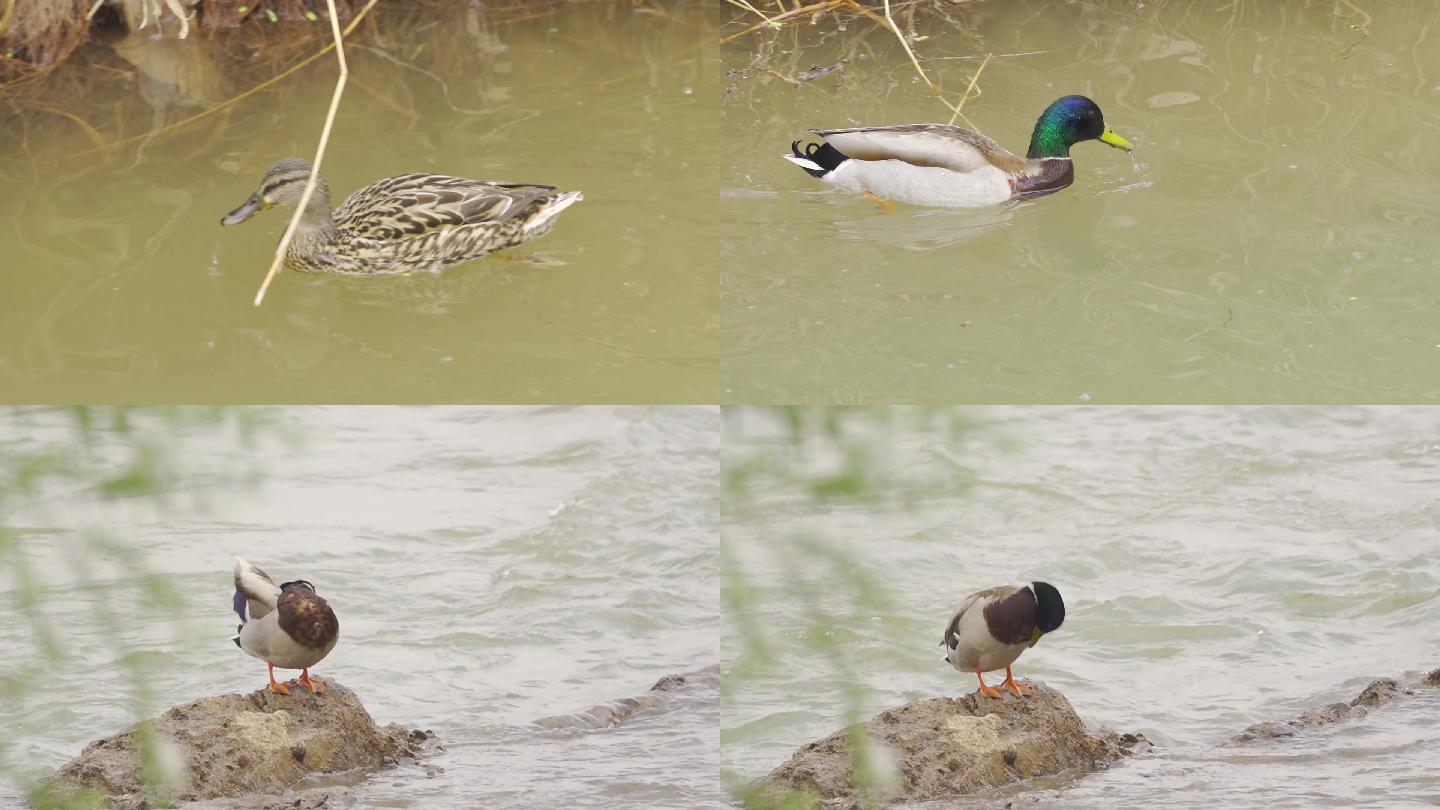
{"left": 321, "top": 174, "right": 573, "bottom": 274}
{"left": 335, "top": 174, "right": 558, "bottom": 241}
{"left": 816, "top": 124, "right": 1029, "bottom": 175}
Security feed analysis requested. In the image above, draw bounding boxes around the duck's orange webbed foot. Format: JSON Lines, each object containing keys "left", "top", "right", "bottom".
{"left": 297, "top": 669, "right": 326, "bottom": 694}
{"left": 1001, "top": 667, "right": 1032, "bottom": 698}
{"left": 267, "top": 662, "right": 292, "bottom": 695}
{"left": 974, "top": 668, "right": 1005, "bottom": 699}
{"left": 860, "top": 188, "right": 894, "bottom": 215}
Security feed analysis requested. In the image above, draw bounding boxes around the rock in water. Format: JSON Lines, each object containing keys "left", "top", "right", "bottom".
{"left": 757, "top": 682, "right": 1146, "bottom": 806}
{"left": 534, "top": 665, "right": 720, "bottom": 730}
{"left": 1230, "top": 676, "right": 1414, "bottom": 744}
{"left": 41, "top": 681, "right": 435, "bottom": 808}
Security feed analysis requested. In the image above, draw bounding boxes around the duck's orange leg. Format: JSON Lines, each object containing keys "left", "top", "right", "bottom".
{"left": 267, "top": 662, "right": 291, "bottom": 695}
{"left": 860, "top": 188, "right": 894, "bottom": 215}
{"left": 297, "top": 668, "right": 326, "bottom": 694}
{"left": 974, "top": 668, "right": 1004, "bottom": 699}
{"left": 1000, "top": 666, "right": 1033, "bottom": 698}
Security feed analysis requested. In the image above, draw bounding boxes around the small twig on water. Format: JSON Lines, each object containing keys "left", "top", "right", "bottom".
{"left": 253, "top": 0, "right": 362, "bottom": 307}
{"left": 1335, "top": 0, "right": 1372, "bottom": 60}
{"left": 874, "top": 0, "right": 982, "bottom": 127}
{"left": 947, "top": 51, "right": 989, "bottom": 126}
{"left": 725, "top": 0, "right": 779, "bottom": 28}
{"left": 720, "top": 0, "right": 845, "bottom": 45}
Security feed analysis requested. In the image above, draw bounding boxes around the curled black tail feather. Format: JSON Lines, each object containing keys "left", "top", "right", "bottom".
{"left": 789, "top": 140, "right": 849, "bottom": 178}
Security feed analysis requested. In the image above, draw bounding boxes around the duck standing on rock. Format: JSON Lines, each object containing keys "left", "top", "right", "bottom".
{"left": 941, "top": 582, "right": 1064, "bottom": 699}
{"left": 784, "top": 96, "right": 1132, "bottom": 208}
{"left": 233, "top": 557, "right": 339, "bottom": 695}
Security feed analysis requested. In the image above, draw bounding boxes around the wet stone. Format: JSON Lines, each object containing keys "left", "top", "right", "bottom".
{"left": 755, "top": 682, "right": 1146, "bottom": 807}
{"left": 39, "top": 681, "right": 437, "bottom": 809}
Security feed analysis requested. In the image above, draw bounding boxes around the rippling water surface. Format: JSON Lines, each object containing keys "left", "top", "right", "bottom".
{"left": 722, "top": 1, "right": 1440, "bottom": 403}
{"left": 722, "top": 407, "right": 1440, "bottom": 807}
{"left": 0, "top": 406, "right": 721, "bottom": 809}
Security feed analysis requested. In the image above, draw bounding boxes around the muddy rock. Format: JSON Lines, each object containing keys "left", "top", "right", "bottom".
{"left": 535, "top": 664, "right": 720, "bottom": 730}
{"left": 41, "top": 681, "right": 436, "bottom": 809}
{"left": 1231, "top": 676, "right": 1417, "bottom": 744}
{"left": 756, "top": 682, "right": 1146, "bottom": 807}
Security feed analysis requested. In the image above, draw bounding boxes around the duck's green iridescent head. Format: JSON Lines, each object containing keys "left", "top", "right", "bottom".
{"left": 1026, "top": 95, "right": 1133, "bottom": 159}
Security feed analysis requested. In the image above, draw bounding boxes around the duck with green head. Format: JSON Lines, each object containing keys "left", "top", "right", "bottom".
{"left": 784, "top": 95, "right": 1133, "bottom": 208}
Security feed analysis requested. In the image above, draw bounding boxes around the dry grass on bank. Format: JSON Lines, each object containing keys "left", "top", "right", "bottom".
{"left": 0, "top": 0, "right": 655, "bottom": 88}
{"left": 0, "top": 0, "right": 687, "bottom": 171}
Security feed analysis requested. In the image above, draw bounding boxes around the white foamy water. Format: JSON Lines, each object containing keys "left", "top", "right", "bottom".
{"left": 722, "top": 407, "right": 1440, "bottom": 807}
{"left": 0, "top": 406, "right": 721, "bottom": 809}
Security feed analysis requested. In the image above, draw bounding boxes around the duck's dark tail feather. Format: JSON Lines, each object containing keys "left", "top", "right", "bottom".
{"left": 782, "top": 140, "right": 849, "bottom": 178}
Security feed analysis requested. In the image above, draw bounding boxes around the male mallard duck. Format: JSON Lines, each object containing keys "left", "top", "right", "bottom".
{"left": 941, "top": 582, "right": 1065, "bottom": 699}
{"left": 784, "top": 96, "right": 1132, "bottom": 208}
{"left": 233, "top": 557, "right": 339, "bottom": 695}
{"left": 220, "top": 158, "right": 582, "bottom": 275}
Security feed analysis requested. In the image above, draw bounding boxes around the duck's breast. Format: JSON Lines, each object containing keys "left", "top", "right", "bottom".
{"left": 240, "top": 614, "right": 335, "bottom": 669}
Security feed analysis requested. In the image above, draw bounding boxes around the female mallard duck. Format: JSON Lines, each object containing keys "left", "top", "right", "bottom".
{"left": 785, "top": 96, "right": 1132, "bottom": 208}
{"left": 221, "top": 158, "right": 582, "bottom": 275}
{"left": 941, "top": 582, "right": 1065, "bottom": 699}
{"left": 233, "top": 557, "right": 339, "bottom": 695}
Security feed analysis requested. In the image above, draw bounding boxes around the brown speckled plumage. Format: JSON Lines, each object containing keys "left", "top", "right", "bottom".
{"left": 222, "top": 159, "right": 582, "bottom": 276}
{"left": 278, "top": 585, "right": 339, "bottom": 650}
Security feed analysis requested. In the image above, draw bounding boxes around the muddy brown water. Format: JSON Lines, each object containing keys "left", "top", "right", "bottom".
{"left": 0, "top": 3, "right": 717, "bottom": 404}
{"left": 722, "top": 0, "right": 1440, "bottom": 404}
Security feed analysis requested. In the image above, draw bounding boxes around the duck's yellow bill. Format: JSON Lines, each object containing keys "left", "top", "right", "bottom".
{"left": 1100, "top": 128, "right": 1134, "bottom": 151}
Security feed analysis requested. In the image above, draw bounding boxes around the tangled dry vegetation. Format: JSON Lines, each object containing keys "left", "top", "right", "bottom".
{"left": 722, "top": 0, "right": 980, "bottom": 47}
{"left": 0, "top": 0, "right": 681, "bottom": 170}
{"left": 0, "top": 0, "right": 362, "bottom": 88}
{"left": 722, "top": 0, "right": 990, "bottom": 127}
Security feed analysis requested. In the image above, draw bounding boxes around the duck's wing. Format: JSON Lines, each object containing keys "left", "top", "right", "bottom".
{"left": 335, "top": 174, "right": 561, "bottom": 241}
{"left": 234, "top": 557, "right": 281, "bottom": 621}
{"left": 941, "top": 585, "right": 1018, "bottom": 648}
{"left": 277, "top": 587, "right": 340, "bottom": 651}
{"left": 814, "top": 124, "right": 1028, "bottom": 175}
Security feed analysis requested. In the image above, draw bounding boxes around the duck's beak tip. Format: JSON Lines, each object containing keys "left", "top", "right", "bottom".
{"left": 221, "top": 195, "right": 262, "bottom": 226}
{"left": 1100, "top": 128, "right": 1134, "bottom": 152}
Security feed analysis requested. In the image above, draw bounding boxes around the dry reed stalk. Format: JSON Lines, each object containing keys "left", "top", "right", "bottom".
{"left": 252, "top": 0, "right": 370, "bottom": 306}
{"left": 877, "top": 0, "right": 976, "bottom": 127}
{"left": 726, "top": 0, "right": 778, "bottom": 29}
{"left": 947, "top": 49, "right": 988, "bottom": 126}
{"left": 722, "top": 1, "right": 990, "bottom": 128}
{"left": 719, "top": 0, "right": 844, "bottom": 45}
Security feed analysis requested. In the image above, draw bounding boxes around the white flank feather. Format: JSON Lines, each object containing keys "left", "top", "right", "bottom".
{"left": 782, "top": 153, "right": 824, "bottom": 173}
